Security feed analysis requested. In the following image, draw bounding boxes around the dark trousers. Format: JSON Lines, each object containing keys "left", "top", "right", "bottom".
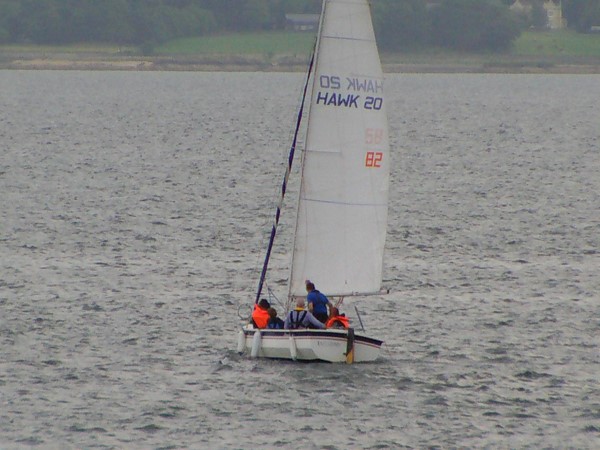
{"left": 314, "top": 312, "right": 328, "bottom": 323}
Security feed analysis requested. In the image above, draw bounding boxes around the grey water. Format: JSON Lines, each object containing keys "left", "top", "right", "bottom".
{"left": 0, "top": 70, "right": 599, "bottom": 449}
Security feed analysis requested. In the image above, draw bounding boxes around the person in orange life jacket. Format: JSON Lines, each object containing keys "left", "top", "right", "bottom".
{"left": 325, "top": 306, "right": 350, "bottom": 329}
{"left": 284, "top": 298, "right": 326, "bottom": 330}
{"left": 251, "top": 298, "right": 270, "bottom": 328}
{"left": 267, "top": 307, "right": 284, "bottom": 329}
{"left": 305, "top": 280, "right": 330, "bottom": 323}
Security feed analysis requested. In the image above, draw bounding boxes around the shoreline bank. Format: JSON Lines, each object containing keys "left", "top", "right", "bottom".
{"left": 2, "top": 53, "right": 600, "bottom": 74}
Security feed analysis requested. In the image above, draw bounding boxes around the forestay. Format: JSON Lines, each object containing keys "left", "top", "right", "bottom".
{"left": 289, "top": 0, "right": 390, "bottom": 298}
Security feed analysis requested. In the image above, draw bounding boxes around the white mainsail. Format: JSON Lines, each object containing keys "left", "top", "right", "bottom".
{"left": 289, "top": 0, "right": 390, "bottom": 298}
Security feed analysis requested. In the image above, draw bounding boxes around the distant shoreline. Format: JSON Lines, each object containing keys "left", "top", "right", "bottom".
{"left": 2, "top": 54, "right": 600, "bottom": 74}
{"left": 3, "top": 29, "right": 600, "bottom": 74}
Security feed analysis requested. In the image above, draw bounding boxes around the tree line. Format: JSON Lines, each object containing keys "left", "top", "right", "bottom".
{"left": 561, "top": 0, "right": 600, "bottom": 32}
{"left": 0, "top": 0, "right": 598, "bottom": 52}
{"left": 376, "top": 0, "right": 522, "bottom": 51}
{"left": 375, "top": 0, "right": 600, "bottom": 52}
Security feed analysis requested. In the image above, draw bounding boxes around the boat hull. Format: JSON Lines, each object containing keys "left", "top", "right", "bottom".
{"left": 239, "top": 325, "right": 383, "bottom": 363}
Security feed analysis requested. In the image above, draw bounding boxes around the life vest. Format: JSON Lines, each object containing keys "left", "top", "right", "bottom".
{"left": 326, "top": 315, "right": 350, "bottom": 329}
{"left": 288, "top": 310, "right": 307, "bottom": 329}
{"left": 251, "top": 304, "right": 270, "bottom": 329}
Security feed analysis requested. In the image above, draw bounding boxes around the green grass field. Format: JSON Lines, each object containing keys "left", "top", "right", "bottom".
{"left": 156, "top": 31, "right": 316, "bottom": 55}
{"left": 155, "top": 30, "right": 600, "bottom": 58}
{"left": 514, "top": 30, "right": 600, "bottom": 57}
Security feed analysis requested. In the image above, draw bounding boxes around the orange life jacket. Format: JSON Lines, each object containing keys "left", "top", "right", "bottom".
{"left": 326, "top": 315, "right": 350, "bottom": 329}
{"left": 251, "top": 305, "right": 270, "bottom": 329}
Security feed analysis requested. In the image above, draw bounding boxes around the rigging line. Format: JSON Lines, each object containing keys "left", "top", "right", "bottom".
{"left": 255, "top": 49, "right": 316, "bottom": 304}
{"left": 301, "top": 197, "right": 387, "bottom": 207}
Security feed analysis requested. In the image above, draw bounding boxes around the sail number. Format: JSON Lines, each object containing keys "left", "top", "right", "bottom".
{"left": 366, "top": 128, "right": 384, "bottom": 145}
{"left": 365, "top": 151, "right": 383, "bottom": 168}
{"left": 365, "top": 128, "right": 384, "bottom": 168}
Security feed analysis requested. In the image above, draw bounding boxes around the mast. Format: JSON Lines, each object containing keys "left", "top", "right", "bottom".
{"left": 286, "top": 0, "right": 328, "bottom": 304}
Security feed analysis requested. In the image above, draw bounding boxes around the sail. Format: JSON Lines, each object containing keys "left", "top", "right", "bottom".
{"left": 289, "top": 0, "right": 390, "bottom": 298}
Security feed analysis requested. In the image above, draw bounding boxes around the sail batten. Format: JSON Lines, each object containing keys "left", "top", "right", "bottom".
{"left": 302, "top": 198, "right": 386, "bottom": 207}
{"left": 321, "top": 36, "right": 374, "bottom": 42}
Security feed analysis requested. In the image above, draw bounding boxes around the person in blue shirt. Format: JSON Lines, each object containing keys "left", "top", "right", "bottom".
{"left": 305, "top": 280, "right": 330, "bottom": 323}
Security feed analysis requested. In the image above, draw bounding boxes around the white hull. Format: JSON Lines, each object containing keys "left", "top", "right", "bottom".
{"left": 238, "top": 325, "right": 383, "bottom": 363}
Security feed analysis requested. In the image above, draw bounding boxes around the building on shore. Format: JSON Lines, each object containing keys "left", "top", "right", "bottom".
{"left": 284, "top": 14, "right": 320, "bottom": 32}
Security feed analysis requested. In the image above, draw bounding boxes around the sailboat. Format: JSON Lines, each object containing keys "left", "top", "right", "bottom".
{"left": 237, "top": 0, "right": 390, "bottom": 363}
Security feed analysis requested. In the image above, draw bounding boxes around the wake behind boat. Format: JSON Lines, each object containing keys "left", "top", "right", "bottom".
{"left": 237, "top": 0, "right": 390, "bottom": 363}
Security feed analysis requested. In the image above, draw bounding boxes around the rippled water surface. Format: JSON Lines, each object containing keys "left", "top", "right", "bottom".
{"left": 1, "top": 71, "right": 599, "bottom": 449}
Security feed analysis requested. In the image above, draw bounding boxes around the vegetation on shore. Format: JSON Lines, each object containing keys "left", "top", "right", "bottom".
{"left": 1, "top": 30, "right": 600, "bottom": 72}
{"left": 2, "top": 1, "right": 600, "bottom": 53}
{"left": 2, "top": 29, "right": 600, "bottom": 58}
{"left": 152, "top": 29, "right": 600, "bottom": 59}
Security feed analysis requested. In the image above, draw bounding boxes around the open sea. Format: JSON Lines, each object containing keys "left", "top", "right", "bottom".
{"left": 1, "top": 70, "right": 599, "bottom": 449}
